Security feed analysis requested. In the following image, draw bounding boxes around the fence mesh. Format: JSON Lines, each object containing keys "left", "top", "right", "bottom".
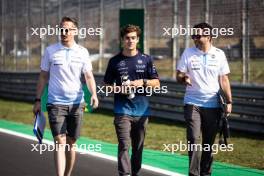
{"left": 0, "top": 0, "right": 263, "bottom": 83}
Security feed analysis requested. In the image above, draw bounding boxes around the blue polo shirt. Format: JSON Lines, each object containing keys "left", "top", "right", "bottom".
{"left": 104, "top": 51, "right": 159, "bottom": 117}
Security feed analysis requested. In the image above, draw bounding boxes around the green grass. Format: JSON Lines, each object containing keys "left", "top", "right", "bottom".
{"left": 1, "top": 56, "right": 263, "bottom": 84}
{"left": 153, "top": 59, "right": 264, "bottom": 84}
{"left": 0, "top": 55, "right": 41, "bottom": 72}
{"left": 0, "top": 98, "right": 263, "bottom": 170}
{"left": 228, "top": 59, "right": 264, "bottom": 84}
{"left": 63, "top": 57, "right": 264, "bottom": 84}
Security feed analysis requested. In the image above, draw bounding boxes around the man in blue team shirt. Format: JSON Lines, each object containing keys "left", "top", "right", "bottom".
{"left": 104, "top": 24, "right": 160, "bottom": 176}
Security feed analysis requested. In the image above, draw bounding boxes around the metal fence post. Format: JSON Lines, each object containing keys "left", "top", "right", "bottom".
{"left": 98, "top": 0, "right": 104, "bottom": 73}
{"left": 185, "top": 0, "right": 190, "bottom": 49}
{"left": 1, "top": 0, "right": 5, "bottom": 71}
{"left": 242, "top": 0, "right": 249, "bottom": 83}
{"left": 172, "top": 0, "right": 179, "bottom": 78}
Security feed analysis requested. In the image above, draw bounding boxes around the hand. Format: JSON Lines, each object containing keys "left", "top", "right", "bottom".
{"left": 90, "top": 94, "right": 99, "bottom": 109}
{"left": 33, "top": 102, "right": 41, "bottom": 116}
{"left": 120, "top": 85, "right": 134, "bottom": 95}
{"left": 184, "top": 75, "right": 192, "bottom": 86}
{"left": 225, "top": 103, "right": 232, "bottom": 117}
{"left": 130, "top": 79, "right": 144, "bottom": 87}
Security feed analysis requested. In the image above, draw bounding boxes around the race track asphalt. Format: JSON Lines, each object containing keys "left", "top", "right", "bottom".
{"left": 0, "top": 132, "right": 166, "bottom": 176}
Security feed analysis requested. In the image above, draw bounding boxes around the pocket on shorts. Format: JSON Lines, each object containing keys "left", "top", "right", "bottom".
{"left": 47, "top": 104, "right": 67, "bottom": 123}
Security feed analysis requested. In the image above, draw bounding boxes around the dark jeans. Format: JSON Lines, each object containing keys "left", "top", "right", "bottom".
{"left": 114, "top": 116, "right": 148, "bottom": 176}
{"left": 184, "top": 104, "right": 221, "bottom": 176}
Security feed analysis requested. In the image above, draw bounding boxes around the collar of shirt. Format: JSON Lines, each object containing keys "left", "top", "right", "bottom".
{"left": 58, "top": 42, "right": 79, "bottom": 52}
{"left": 120, "top": 50, "right": 140, "bottom": 59}
{"left": 195, "top": 45, "right": 216, "bottom": 55}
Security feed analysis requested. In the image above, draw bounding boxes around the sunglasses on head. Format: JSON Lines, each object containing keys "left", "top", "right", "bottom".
{"left": 191, "top": 34, "right": 211, "bottom": 40}
{"left": 192, "top": 35, "right": 202, "bottom": 40}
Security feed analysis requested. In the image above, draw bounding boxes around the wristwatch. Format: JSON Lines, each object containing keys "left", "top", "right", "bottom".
{"left": 143, "top": 79, "right": 147, "bottom": 87}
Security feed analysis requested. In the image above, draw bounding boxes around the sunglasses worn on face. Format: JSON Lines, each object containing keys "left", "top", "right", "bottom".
{"left": 61, "top": 28, "right": 68, "bottom": 34}
{"left": 60, "top": 28, "right": 76, "bottom": 34}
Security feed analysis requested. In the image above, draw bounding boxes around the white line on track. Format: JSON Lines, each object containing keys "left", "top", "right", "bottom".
{"left": 0, "top": 128, "right": 185, "bottom": 176}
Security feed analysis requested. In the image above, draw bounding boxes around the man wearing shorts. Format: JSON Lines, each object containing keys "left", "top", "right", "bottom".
{"left": 177, "top": 22, "right": 232, "bottom": 176}
{"left": 104, "top": 24, "right": 160, "bottom": 176}
{"left": 33, "top": 16, "right": 98, "bottom": 176}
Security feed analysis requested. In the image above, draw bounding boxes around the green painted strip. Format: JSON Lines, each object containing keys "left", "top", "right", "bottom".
{"left": 82, "top": 84, "right": 92, "bottom": 112}
{"left": 41, "top": 85, "right": 48, "bottom": 112}
{"left": 0, "top": 119, "right": 263, "bottom": 176}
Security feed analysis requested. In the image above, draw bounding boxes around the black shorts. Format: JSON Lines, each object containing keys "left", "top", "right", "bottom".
{"left": 47, "top": 103, "right": 85, "bottom": 139}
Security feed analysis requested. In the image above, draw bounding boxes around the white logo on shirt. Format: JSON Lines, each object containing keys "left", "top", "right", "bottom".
{"left": 119, "top": 61, "right": 126, "bottom": 67}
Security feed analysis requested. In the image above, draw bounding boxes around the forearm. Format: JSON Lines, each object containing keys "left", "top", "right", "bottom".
{"left": 221, "top": 75, "right": 232, "bottom": 103}
{"left": 104, "top": 78, "right": 160, "bottom": 92}
{"left": 104, "top": 84, "right": 128, "bottom": 94}
{"left": 84, "top": 71, "right": 97, "bottom": 96}
{"left": 145, "top": 79, "right": 160, "bottom": 88}
{"left": 35, "top": 71, "right": 48, "bottom": 99}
